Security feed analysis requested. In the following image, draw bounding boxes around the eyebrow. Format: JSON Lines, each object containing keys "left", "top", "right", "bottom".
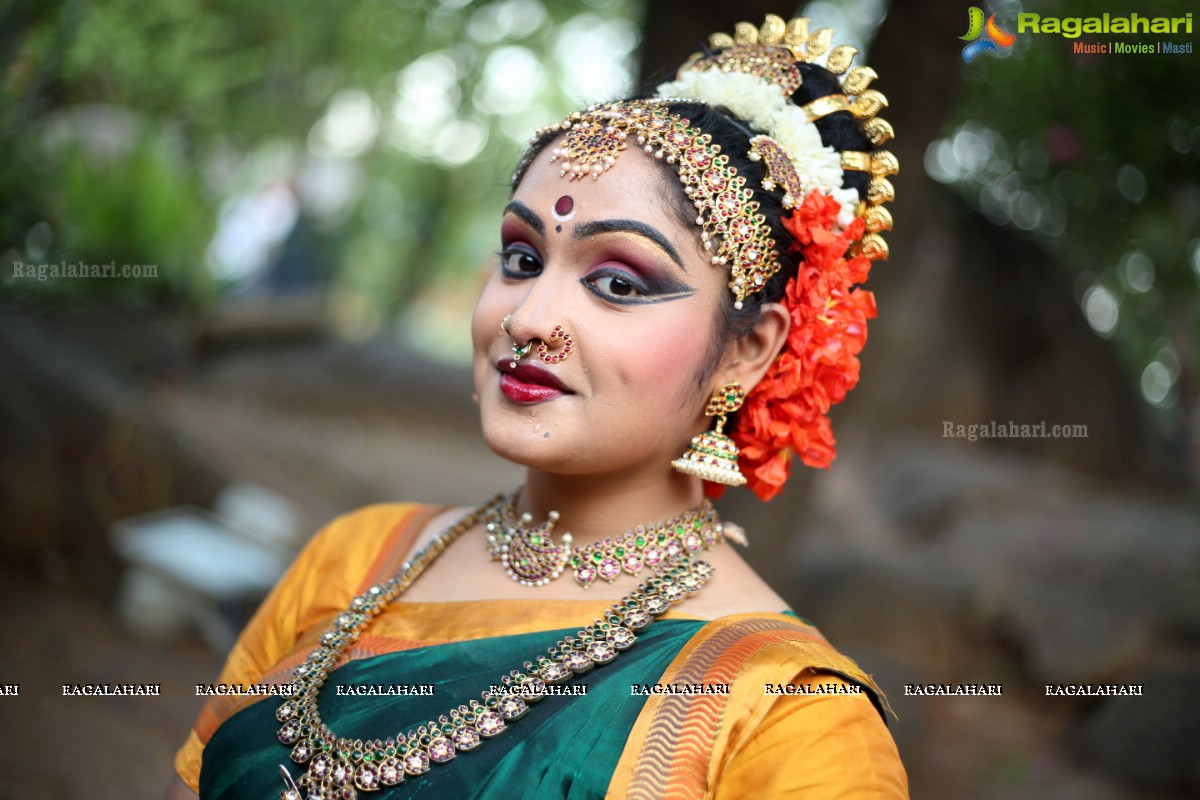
{"left": 573, "top": 219, "right": 686, "bottom": 272}
{"left": 503, "top": 201, "right": 544, "bottom": 236}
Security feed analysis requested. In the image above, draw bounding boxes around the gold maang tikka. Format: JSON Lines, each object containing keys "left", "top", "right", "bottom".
{"left": 672, "top": 380, "right": 747, "bottom": 486}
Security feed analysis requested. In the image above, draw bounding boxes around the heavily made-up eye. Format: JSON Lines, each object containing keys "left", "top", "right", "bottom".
{"left": 499, "top": 245, "right": 542, "bottom": 277}
{"left": 585, "top": 271, "right": 644, "bottom": 300}
{"left": 582, "top": 264, "right": 695, "bottom": 306}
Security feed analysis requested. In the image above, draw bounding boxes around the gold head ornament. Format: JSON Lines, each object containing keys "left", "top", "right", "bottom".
{"left": 683, "top": 14, "right": 898, "bottom": 263}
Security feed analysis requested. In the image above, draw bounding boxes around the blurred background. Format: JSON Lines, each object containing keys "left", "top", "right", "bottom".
{"left": 1, "top": 0, "right": 1198, "bottom": 797}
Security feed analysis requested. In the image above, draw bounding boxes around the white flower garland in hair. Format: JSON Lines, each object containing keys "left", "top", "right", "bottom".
{"left": 656, "top": 70, "right": 859, "bottom": 227}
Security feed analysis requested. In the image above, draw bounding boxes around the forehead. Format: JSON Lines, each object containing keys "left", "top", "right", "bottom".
{"left": 514, "top": 136, "right": 699, "bottom": 244}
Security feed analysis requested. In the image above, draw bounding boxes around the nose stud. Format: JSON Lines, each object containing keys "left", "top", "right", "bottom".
{"left": 511, "top": 340, "right": 533, "bottom": 364}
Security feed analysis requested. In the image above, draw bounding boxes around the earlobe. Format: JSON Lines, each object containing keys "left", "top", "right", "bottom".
{"left": 723, "top": 302, "right": 790, "bottom": 393}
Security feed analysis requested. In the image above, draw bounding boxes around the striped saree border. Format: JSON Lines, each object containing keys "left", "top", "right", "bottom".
{"left": 612, "top": 615, "right": 887, "bottom": 800}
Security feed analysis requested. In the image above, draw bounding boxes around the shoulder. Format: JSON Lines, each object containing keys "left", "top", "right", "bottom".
{"left": 674, "top": 544, "right": 790, "bottom": 619}
{"left": 675, "top": 611, "right": 893, "bottom": 720}
{"left": 300, "top": 502, "right": 442, "bottom": 562}
{"left": 712, "top": 664, "right": 909, "bottom": 798}
{"left": 280, "top": 502, "right": 447, "bottom": 602}
{"left": 661, "top": 545, "right": 892, "bottom": 713}
{"left": 677, "top": 611, "right": 840, "bottom": 675}
{"left": 318, "top": 502, "right": 436, "bottom": 542}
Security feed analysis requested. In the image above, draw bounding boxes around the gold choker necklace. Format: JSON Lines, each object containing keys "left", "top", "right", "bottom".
{"left": 485, "top": 490, "right": 744, "bottom": 588}
{"left": 276, "top": 494, "right": 719, "bottom": 798}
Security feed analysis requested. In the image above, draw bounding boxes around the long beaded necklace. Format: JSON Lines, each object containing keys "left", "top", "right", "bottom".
{"left": 276, "top": 494, "right": 722, "bottom": 799}
{"left": 485, "top": 490, "right": 743, "bottom": 588}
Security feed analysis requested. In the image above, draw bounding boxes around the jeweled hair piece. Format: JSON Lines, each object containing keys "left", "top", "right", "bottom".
{"left": 666, "top": 14, "right": 897, "bottom": 262}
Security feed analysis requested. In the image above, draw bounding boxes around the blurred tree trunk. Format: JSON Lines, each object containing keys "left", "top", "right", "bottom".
{"left": 860, "top": 1, "right": 1180, "bottom": 486}
{"left": 0, "top": 307, "right": 226, "bottom": 596}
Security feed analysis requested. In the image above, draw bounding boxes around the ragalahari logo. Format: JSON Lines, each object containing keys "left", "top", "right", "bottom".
{"left": 961, "top": 7, "right": 1016, "bottom": 62}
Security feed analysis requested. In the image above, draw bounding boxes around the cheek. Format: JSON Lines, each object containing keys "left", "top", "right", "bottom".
{"left": 612, "top": 320, "right": 712, "bottom": 419}
{"left": 471, "top": 273, "right": 506, "bottom": 351}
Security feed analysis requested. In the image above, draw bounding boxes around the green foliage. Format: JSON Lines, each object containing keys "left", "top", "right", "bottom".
{"left": 1, "top": 0, "right": 640, "bottom": 327}
{"left": 62, "top": 132, "right": 214, "bottom": 300}
{"left": 932, "top": 0, "right": 1200, "bottom": 409}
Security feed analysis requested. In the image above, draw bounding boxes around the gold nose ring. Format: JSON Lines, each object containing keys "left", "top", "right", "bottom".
{"left": 535, "top": 325, "right": 573, "bottom": 364}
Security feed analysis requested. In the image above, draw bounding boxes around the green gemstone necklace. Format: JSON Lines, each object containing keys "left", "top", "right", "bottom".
{"left": 485, "top": 488, "right": 744, "bottom": 588}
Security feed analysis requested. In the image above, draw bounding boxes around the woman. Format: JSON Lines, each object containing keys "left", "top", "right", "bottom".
{"left": 170, "top": 14, "right": 905, "bottom": 799}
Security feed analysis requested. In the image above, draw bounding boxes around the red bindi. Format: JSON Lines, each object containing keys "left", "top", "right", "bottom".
{"left": 552, "top": 195, "right": 575, "bottom": 222}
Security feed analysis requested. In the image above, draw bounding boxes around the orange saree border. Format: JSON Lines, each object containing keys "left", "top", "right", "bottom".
{"left": 608, "top": 613, "right": 891, "bottom": 799}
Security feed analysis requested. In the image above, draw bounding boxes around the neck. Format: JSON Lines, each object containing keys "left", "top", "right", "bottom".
{"left": 517, "top": 467, "right": 705, "bottom": 548}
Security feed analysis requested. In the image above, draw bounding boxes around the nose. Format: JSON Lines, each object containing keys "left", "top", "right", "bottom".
{"left": 502, "top": 266, "right": 576, "bottom": 352}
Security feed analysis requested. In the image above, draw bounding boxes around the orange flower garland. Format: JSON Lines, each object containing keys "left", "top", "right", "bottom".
{"left": 711, "top": 190, "right": 877, "bottom": 502}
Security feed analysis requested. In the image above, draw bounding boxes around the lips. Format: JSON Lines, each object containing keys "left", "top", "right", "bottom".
{"left": 496, "top": 359, "right": 570, "bottom": 404}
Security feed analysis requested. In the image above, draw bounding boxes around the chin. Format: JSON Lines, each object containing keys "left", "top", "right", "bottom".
{"left": 478, "top": 397, "right": 563, "bottom": 465}
{"left": 481, "top": 425, "right": 572, "bottom": 473}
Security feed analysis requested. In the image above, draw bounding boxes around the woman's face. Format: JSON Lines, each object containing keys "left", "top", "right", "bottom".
{"left": 471, "top": 139, "right": 732, "bottom": 480}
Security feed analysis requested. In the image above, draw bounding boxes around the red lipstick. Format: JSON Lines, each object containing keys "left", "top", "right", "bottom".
{"left": 496, "top": 359, "right": 570, "bottom": 404}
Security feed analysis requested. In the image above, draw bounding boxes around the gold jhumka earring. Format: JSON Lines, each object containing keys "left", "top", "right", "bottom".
{"left": 671, "top": 380, "right": 747, "bottom": 486}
